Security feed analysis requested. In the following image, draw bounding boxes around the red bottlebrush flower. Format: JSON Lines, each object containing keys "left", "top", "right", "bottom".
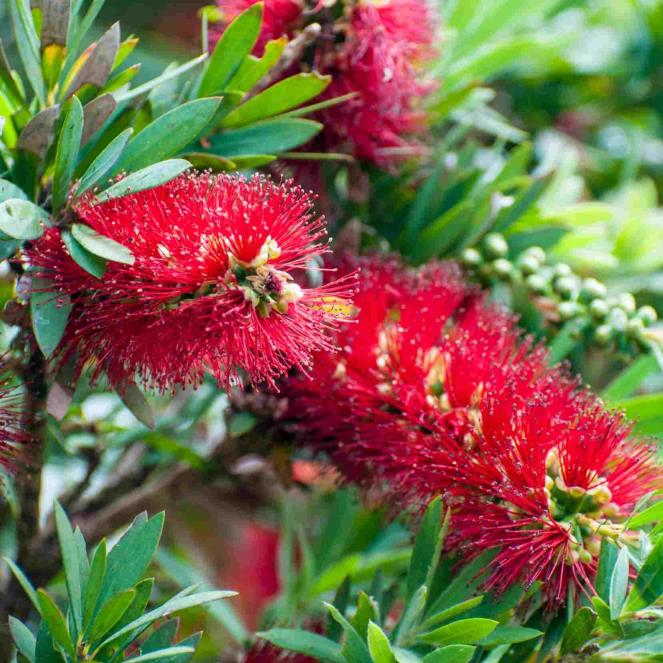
{"left": 320, "top": 0, "right": 436, "bottom": 166}
{"left": 281, "top": 253, "right": 663, "bottom": 605}
{"left": 28, "top": 173, "right": 354, "bottom": 393}
{"left": 210, "top": 0, "right": 436, "bottom": 168}
{"left": 0, "top": 372, "right": 30, "bottom": 473}
{"left": 214, "top": 0, "right": 304, "bottom": 53}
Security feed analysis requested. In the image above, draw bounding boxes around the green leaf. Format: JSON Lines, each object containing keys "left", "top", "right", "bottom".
{"left": 84, "top": 539, "right": 107, "bottom": 628}
{"left": 479, "top": 626, "right": 542, "bottom": 647}
{"left": 367, "top": 621, "right": 397, "bottom": 663}
{"left": 30, "top": 278, "right": 72, "bottom": 357}
{"left": 325, "top": 602, "right": 373, "bottom": 663}
{"left": 199, "top": 2, "right": 263, "bottom": 96}
{"left": 97, "top": 589, "right": 236, "bottom": 649}
{"left": 9, "top": 0, "right": 45, "bottom": 104}
{"left": 0, "top": 178, "right": 28, "bottom": 203}
{"left": 210, "top": 118, "right": 322, "bottom": 157}
{"left": 35, "top": 622, "right": 64, "bottom": 663}
{"left": 610, "top": 546, "right": 630, "bottom": 619}
{"left": 86, "top": 588, "right": 136, "bottom": 642}
{"left": 421, "top": 596, "right": 484, "bottom": 631}
{"left": 125, "top": 647, "right": 196, "bottom": 662}
{"left": 492, "top": 178, "right": 547, "bottom": 233}
{"left": 227, "top": 36, "right": 286, "bottom": 93}
{"left": 9, "top": 617, "right": 36, "bottom": 662}
{"left": 120, "top": 383, "right": 156, "bottom": 429}
{"left": 4, "top": 557, "right": 40, "bottom": 613}
{"left": 601, "top": 355, "right": 659, "bottom": 402}
{"left": 97, "top": 158, "right": 191, "bottom": 201}
{"left": 98, "top": 512, "right": 165, "bottom": 605}
{"left": 628, "top": 500, "right": 663, "bottom": 529}
{"left": 258, "top": 629, "right": 346, "bottom": 663}
{"left": 417, "top": 618, "right": 498, "bottom": 647}
{"left": 422, "top": 645, "right": 476, "bottom": 663}
{"left": 52, "top": 96, "right": 83, "bottom": 214}
{"left": 395, "top": 586, "right": 427, "bottom": 645}
{"left": 141, "top": 620, "right": 179, "bottom": 652}
{"left": 113, "top": 98, "right": 221, "bottom": 174}
{"left": 71, "top": 223, "right": 134, "bottom": 265}
{"left": 595, "top": 539, "right": 619, "bottom": 605}
{"left": 407, "top": 498, "right": 448, "bottom": 600}
{"left": 623, "top": 535, "right": 663, "bottom": 613}
{"left": 0, "top": 199, "right": 49, "bottom": 239}
{"left": 54, "top": 502, "right": 83, "bottom": 635}
{"left": 560, "top": 607, "right": 597, "bottom": 656}
{"left": 37, "top": 589, "right": 75, "bottom": 657}
{"left": 352, "top": 593, "right": 380, "bottom": 640}
{"left": 62, "top": 229, "right": 106, "bottom": 278}
{"left": 221, "top": 73, "right": 331, "bottom": 128}
{"left": 77, "top": 127, "right": 133, "bottom": 195}
{"left": 113, "top": 577, "right": 154, "bottom": 633}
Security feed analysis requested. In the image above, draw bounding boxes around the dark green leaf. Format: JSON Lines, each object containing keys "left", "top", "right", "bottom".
{"left": 351, "top": 592, "right": 379, "bottom": 640}
{"left": 97, "top": 159, "right": 191, "bottom": 201}
{"left": 492, "top": 178, "right": 547, "bottom": 233}
{"left": 479, "top": 626, "right": 542, "bottom": 647}
{"left": 97, "top": 512, "right": 164, "bottom": 605}
{"left": 325, "top": 602, "right": 373, "bottom": 663}
{"left": 610, "top": 546, "right": 630, "bottom": 619}
{"left": 227, "top": 36, "right": 286, "bottom": 93}
{"left": 98, "top": 589, "right": 236, "bottom": 649}
{"left": 406, "top": 498, "right": 447, "bottom": 600}
{"left": 113, "top": 98, "right": 221, "bottom": 174}
{"left": 37, "top": 589, "right": 75, "bottom": 657}
{"left": 71, "top": 223, "right": 134, "bottom": 265}
{"left": 86, "top": 588, "right": 135, "bottom": 642}
{"left": 210, "top": 118, "right": 322, "bottom": 157}
{"left": 52, "top": 96, "right": 84, "bottom": 214}
{"left": 421, "top": 596, "right": 484, "bottom": 631}
{"left": 35, "top": 622, "right": 64, "bottom": 663}
{"left": 77, "top": 128, "right": 133, "bottom": 195}
{"left": 127, "top": 647, "right": 196, "bottom": 662}
{"left": 624, "top": 535, "right": 663, "bottom": 613}
{"left": 596, "top": 539, "right": 619, "bottom": 605}
{"left": 221, "top": 73, "right": 331, "bottom": 128}
{"left": 30, "top": 278, "right": 72, "bottom": 357}
{"left": 0, "top": 199, "right": 49, "bottom": 239}
{"left": 258, "top": 629, "right": 345, "bottom": 663}
{"left": 9, "top": 0, "right": 45, "bottom": 103}
{"left": 199, "top": 2, "right": 262, "bottom": 96}
{"left": 141, "top": 620, "right": 179, "bottom": 652}
{"left": 62, "top": 229, "right": 106, "bottom": 278}
{"left": 54, "top": 502, "right": 83, "bottom": 634}
{"left": 560, "top": 607, "right": 597, "bottom": 656}
{"left": 4, "top": 558, "right": 40, "bottom": 613}
{"left": 84, "top": 539, "right": 107, "bottom": 628}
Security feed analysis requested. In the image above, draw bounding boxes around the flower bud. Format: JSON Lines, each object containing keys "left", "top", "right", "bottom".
{"left": 608, "top": 307, "right": 629, "bottom": 332}
{"left": 524, "top": 246, "right": 546, "bottom": 264}
{"left": 558, "top": 301, "right": 579, "bottom": 320}
{"left": 554, "top": 275, "right": 578, "bottom": 298}
{"left": 526, "top": 274, "right": 548, "bottom": 295}
{"left": 492, "top": 258, "right": 513, "bottom": 280}
{"left": 636, "top": 305, "right": 658, "bottom": 326}
{"left": 589, "top": 299, "right": 609, "bottom": 319}
{"left": 483, "top": 233, "right": 509, "bottom": 259}
{"left": 553, "top": 263, "right": 572, "bottom": 278}
{"left": 581, "top": 277, "right": 607, "bottom": 300}
{"left": 595, "top": 324, "right": 614, "bottom": 346}
{"left": 461, "top": 248, "right": 483, "bottom": 268}
{"left": 617, "top": 293, "right": 636, "bottom": 315}
{"left": 517, "top": 254, "right": 540, "bottom": 276}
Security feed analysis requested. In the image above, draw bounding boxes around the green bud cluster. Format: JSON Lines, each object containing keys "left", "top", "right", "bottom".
{"left": 460, "top": 233, "right": 658, "bottom": 352}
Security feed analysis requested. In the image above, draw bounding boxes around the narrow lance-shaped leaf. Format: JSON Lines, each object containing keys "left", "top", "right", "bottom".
{"left": 37, "top": 589, "right": 76, "bottom": 657}
{"left": 30, "top": 277, "right": 72, "bottom": 357}
{"left": 52, "top": 96, "right": 84, "bottom": 214}
{"left": 112, "top": 97, "right": 221, "bottom": 174}
{"left": 97, "top": 159, "right": 191, "bottom": 201}
{"left": 198, "top": 2, "right": 263, "bottom": 97}
{"left": 71, "top": 223, "right": 134, "bottom": 265}
{"left": 54, "top": 502, "right": 83, "bottom": 635}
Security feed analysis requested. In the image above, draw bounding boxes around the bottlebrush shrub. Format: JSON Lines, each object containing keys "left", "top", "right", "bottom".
{"left": 281, "top": 254, "right": 663, "bottom": 606}
{"left": 213, "top": 0, "right": 436, "bottom": 166}
{"left": 27, "top": 172, "right": 355, "bottom": 392}
{"left": 6, "top": 504, "right": 233, "bottom": 662}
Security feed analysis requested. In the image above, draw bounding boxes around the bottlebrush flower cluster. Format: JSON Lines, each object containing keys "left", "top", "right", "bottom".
{"left": 214, "top": 0, "right": 435, "bottom": 166}
{"left": 283, "top": 254, "right": 663, "bottom": 605}
{"left": 0, "top": 371, "right": 30, "bottom": 473}
{"left": 27, "top": 173, "right": 354, "bottom": 393}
